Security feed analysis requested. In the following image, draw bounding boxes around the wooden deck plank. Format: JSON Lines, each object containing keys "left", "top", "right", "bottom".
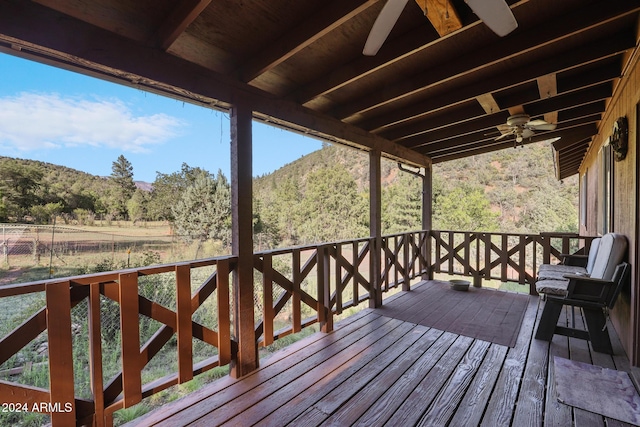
{"left": 217, "top": 321, "right": 431, "bottom": 426}
{"left": 324, "top": 330, "right": 457, "bottom": 426}
{"left": 379, "top": 335, "right": 475, "bottom": 426}
{"left": 264, "top": 326, "right": 444, "bottom": 427}
{"left": 544, "top": 303, "right": 573, "bottom": 427}
{"left": 480, "top": 297, "right": 538, "bottom": 426}
{"left": 416, "top": 339, "right": 491, "bottom": 426}
{"left": 448, "top": 343, "right": 509, "bottom": 426}
{"left": 135, "top": 309, "right": 385, "bottom": 426}
{"left": 127, "top": 280, "right": 636, "bottom": 427}
{"left": 512, "top": 297, "right": 549, "bottom": 427}
{"left": 175, "top": 316, "right": 405, "bottom": 426}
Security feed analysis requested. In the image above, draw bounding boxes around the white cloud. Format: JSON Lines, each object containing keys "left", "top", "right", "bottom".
{"left": 0, "top": 92, "right": 184, "bottom": 153}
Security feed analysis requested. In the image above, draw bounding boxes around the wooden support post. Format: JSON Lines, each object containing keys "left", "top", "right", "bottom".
{"left": 46, "top": 281, "right": 76, "bottom": 426}
{"left": 423, "top": 164, "right": 433, "bottom": 280}
{"left": 230, "top": 100, "right": 258, "bottom": 378}
{"left": 369, "top": 150, "right": 382, "bottom": 307}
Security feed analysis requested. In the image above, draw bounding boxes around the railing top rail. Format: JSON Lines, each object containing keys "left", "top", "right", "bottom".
{"left": 431, "top": 230, "right": 592, "bottom": 239}
{"left": 0, "top": 254, "right": 237, "bottom": 298}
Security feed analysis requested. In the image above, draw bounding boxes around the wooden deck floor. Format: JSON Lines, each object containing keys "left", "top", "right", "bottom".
{"left": 131, "top": 281, "right": 639, "bottom": 427}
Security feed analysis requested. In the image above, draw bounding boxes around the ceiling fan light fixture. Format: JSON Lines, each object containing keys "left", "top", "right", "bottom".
{"left": 516, "top": 135, "right": 523, "bottom": 143}
{"left": 464, "top": 0, "right": 518, "bottom": 37}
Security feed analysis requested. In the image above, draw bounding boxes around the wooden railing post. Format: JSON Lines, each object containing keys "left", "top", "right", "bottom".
{"left": 46, "top": 280, "right": 76, "bottom": 426}
{"left": 262, "top": 254, "right": 274, "bottom": 347}
{"left": 88, "top": 282, "right": 105, "bottom": 427}
{"left": 217, "top": 259, "right": 231, "bottom": 366}
{"left": 119, "top": 272, "right": 141, "bottom": 408}
{"left": 317, "top": 245, "right": 333, "bottom": 333}
{"left": 402, "top": 234, "right": 410, "bottom": 291}
{"left": 176, "top": 264, "right": 193, "bottom": 384}
{"left": 292, "top": 249, "right": 302, "bottom": 333}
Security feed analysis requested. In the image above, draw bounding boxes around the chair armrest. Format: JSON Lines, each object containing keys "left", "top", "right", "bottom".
{"left": 564, "top": 275, "right": 614, "bottom": 304}
{"left": 560, "top": 254, "right": 589, "bottom": 267}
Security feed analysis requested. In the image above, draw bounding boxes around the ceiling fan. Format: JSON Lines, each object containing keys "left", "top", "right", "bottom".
{"left": 495, "top": 114, "right": 557, "bottom": 146}
{"left": 363, "top": 0, "right": 518, "bottom": 56}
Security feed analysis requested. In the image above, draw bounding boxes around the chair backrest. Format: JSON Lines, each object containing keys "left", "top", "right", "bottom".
{"left": 607, "top": 262, "right": 631, "bottom": 309}
{"left": 585, "top": 237, "right": 602, "bottom": 274}
{"left": 590, "top": 233, "right": 627, "bottom": 280}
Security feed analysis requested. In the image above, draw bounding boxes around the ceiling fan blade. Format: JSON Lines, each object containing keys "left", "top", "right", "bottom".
{"left": 527, "top": 120, "right": 557, "bottom": 131}
{"left": 522, "top": 128, "right": 535, "bottom": 139}
{"left": 464, "top": 0, "right": 517, "bottom": 37}
{"left": 363, "top": 0, "right": 410, "bottom": 56}
{"left": 495, "top": 132, "right": 512, "bottom": 141}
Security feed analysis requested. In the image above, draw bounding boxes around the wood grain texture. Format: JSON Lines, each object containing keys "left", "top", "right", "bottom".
{"left": 128, "top": 281, "right": 633, "bottom": 427}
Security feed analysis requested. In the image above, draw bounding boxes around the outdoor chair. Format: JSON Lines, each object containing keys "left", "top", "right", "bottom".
{"left": 535, "top": 262, "right": 630, "bottom": 353}
{"left": 536, "top": 237, "right": 601, "bottom": 281}
{"left": 536, "top": 233, "right": 627, "bottom": 297}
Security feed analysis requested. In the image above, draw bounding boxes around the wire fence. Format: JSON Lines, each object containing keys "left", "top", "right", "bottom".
{"left": 0, "top": 223, "right": 225, "bottom": 284}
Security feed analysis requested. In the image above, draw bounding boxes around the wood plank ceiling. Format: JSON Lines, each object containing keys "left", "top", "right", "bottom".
{"left": 0, "top": 0, "right": 638, "bottom": 178}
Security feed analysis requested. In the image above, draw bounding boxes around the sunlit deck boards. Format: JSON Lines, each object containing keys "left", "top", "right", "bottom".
{"left": 131, "top": 281, "right": 637, "bottom": 427}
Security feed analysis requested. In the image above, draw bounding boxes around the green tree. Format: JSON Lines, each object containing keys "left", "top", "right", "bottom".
{"left": 382, "top": 172, "right": 422, "bottom": 233}
{"left": 30, "top": 202, "right": 63, "bottom": 224}
{"left": 148, "top": 163, "right": 210, "bottom": 221}
{"left": 127, "top": 189, "right": 150, "bottom": 225}
{"left": 109, "top": 155, "right": 136, "bottom": 218}
{"left": 172, "top": 170, "right": 231, "bottom": 256}
{"left": 0, "top": 160, "right": 43, "bottom": 221}
{"left": 298, "top": 165, "right": 367, "bottom": 243}
{"left": 433, "top": 185, "right": 499, "bottom": 232}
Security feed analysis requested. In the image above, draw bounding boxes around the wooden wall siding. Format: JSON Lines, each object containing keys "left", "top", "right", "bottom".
{"left": 429, "top": 230, "right": 596, "bottom": 294}
{"left": 579, "top": 47, "right": 640, "bottom": 362}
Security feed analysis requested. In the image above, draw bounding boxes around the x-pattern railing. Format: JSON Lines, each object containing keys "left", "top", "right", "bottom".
{"left": 5, "top": 228, "right": 585, "bottom": 426}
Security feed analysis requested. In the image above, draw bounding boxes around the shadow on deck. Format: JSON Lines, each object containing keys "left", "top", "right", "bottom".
{"left": 130, "top": 280, "right": 638, "bottom": 426}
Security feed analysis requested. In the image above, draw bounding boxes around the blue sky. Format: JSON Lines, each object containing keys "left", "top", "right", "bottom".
{"left": 0, "top": 53, "right": 323, "bottom": 182}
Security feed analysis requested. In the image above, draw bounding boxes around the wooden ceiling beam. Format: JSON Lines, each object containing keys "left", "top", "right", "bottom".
{"left": 537, "top": 73, "right": 558, "bottom": 124}
{"left": 424, "top": 122, "right": 598, "bottom": 157}
{"left": 379, "top": 101, "right": 486, "bottom": 140}
{"left": 429, "top": 124, "right": 597, "bottom": 163}
{"left": 292, "top": 24, "right": 435, "bottom": 104}
{"left": 334, "top": 0, "right": 640, "bottom": 120}
{"left": 153, "top": 0, "right": 211, "bottom": 50}
{"left": 414, "top": 0, "right": 462, "bottom": 37}
{"left": 390, "top": 80, "right": 612, "bottom": 148}
{"left": 557, "top": 100, "right": 606, "bottom": 122}
{"left": 358, "top": 34, "right": 631, "bottom": 131}
{"left": 476, "top": 94, "right": 501, "bottom": 115}
{"left": 0, "top": 0, "right": 430, "bottom": 168}
{"left": 238, "top": 0, "right": 379, "bottom": 83}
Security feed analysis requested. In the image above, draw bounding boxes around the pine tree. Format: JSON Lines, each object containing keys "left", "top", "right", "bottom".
{"left": 109, "top": 155, "right": 136, "bottom": 218}
{"left": 172, "top": 170, "right": 231, "bottom": 255}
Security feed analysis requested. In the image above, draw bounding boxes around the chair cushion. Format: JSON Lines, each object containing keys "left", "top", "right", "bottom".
{"left": 590, "top": 233, "right": 627, "bottom": 280}
{"left": 536, "top": 279, "right": 570, "bottom": 296}
{"left": 537, "top": 266, "right": 587, "bottom": 280}
{"left": 585, "top": 237, "right": 602, "bottom": 274}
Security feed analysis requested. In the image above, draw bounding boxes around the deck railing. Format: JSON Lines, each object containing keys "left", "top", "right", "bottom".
{"left": 429, "top": 230, "right": 596, "bottom": 294}
{"left": 0, "top": 230, "right": 428, "bottom": 426}
{"left": 0, "top": 229, "right": 593, "bottom": 425}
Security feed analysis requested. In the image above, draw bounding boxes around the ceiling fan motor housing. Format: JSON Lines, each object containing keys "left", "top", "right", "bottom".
{"left": 507, "top": 114, "right": 530, "bottom": 127}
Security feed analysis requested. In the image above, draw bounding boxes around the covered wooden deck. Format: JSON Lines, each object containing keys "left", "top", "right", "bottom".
{"left": 130, "top": 280, "right": 638, "bottom": 427}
